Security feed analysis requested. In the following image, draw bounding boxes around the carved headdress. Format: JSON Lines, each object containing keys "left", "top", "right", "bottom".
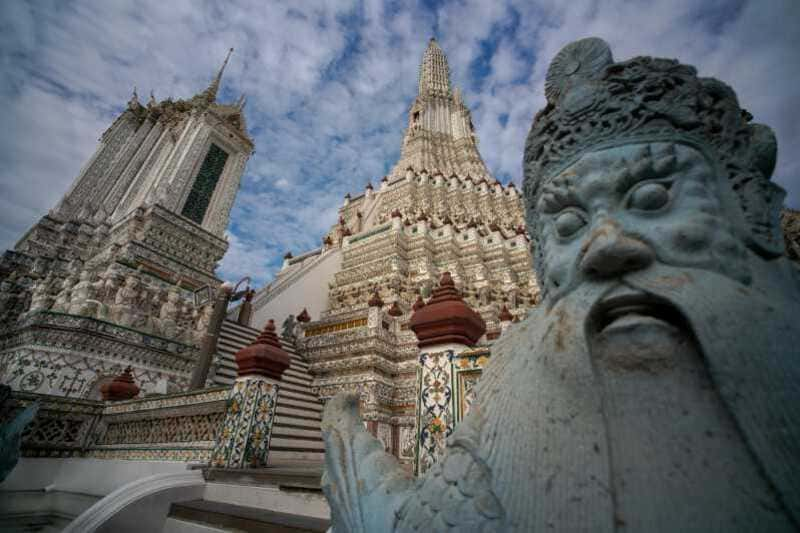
{"left": 523, "top": 37, "right": 785, "bottom": 262}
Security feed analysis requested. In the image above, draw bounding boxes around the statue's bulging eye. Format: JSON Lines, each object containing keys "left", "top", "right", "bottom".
{"left": 628, "top": 182, "right": 670, "bottom": 211}
{"left": 554, "top": 210, "right": 586, "bottom": 238}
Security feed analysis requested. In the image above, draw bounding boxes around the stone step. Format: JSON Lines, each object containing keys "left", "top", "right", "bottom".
{"left": 277, "top": 405, "right": 322, "bottom": 421}
{"left": 279, "top": 388, "right": 320, "bottom": 403}
{"left": 274, "top": 415, "right": 322, "bottom": 430}
{"left": 219, "top": 329, "right": 258, "bottom": 343}
{"left": 268, "top": 450, "right": 326, "bottom": 464}
{"left": 271, "top": 426, "right": 322, "bottom": 440}
{"left": 283, "top": 368, "right": 312, "bottom": 382}
{"left": 212, "top": 375, "right": 234, "bottom": 386}
{"left": 222, "top": 319, "right": 261, "bottom": 336}
{"left": 282, "top": 374, "right": 312, "bottom": 388}
{"left": 204, "top": 464, "right": 323, "bottom": 488}
{"left": 278, "top": 395, "right": 322, "bottom": 413}
{"left": 166, "top": 499, "right": 328, "bottom": 533}
{"left": 278, "top": 381, "right": 315, "bottom": 397}
{"left": 217, "top": 335, "right": 252, "bottom": 351}
{"left": 269, "top": 437, "right": 325, "bottom": 452}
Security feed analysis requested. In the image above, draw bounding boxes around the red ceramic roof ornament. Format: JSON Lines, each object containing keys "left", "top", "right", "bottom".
{"left": 391, "top": 209, "right": 402, "bottom": 218}
{"left": 297, "top": 308, "right": 311, "bottom": 322}
{"left": 387, "top": 301, "right": 403, "bottom": 317}
{"left": 498, "top": 304, "right": 513, "bottom": 322}
{"left": 323, "top": 235, "right": 333, "bottom": 245}
{"left": 234, "top": 319, "right": 291, "bottom": 380}
{"left": 412, "top": 295, "right": 426, "bottom": 312}
{"left": 409, "top": 272, "right": 486, "bottom": 348}
{"left": 101, "top": 366, "right": 140, "bottom": 401}
{"left": 368, "top": 290, "right": 384, "bottom": 308}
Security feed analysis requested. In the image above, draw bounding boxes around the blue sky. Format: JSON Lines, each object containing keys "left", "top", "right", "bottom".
{"left": 1, "top": 0, "right": 798, "bottom": 287}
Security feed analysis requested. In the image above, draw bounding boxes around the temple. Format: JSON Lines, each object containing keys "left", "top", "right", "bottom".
{"left": 245, "top": 37, "right": 536, "bottom": 460}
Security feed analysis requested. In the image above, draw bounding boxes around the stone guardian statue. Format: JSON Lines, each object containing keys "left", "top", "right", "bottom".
{"left": 320, "top": 38, "right": 800, "bottom": 532}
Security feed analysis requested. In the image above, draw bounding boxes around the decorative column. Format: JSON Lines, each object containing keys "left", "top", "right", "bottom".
{"left": 409, "top": 272, "right": 485, "bottom": 475}
{"left": 210, "top": 319, "right": 290, "bottom": 468}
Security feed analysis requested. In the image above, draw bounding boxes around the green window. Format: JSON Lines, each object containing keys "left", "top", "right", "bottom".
{"left": 181, "top": 143, "right": 229, "bottom": 224}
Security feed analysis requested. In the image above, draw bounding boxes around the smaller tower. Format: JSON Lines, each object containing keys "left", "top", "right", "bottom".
{"left": 0, "top": 49, "right": 253, "bottom": 399}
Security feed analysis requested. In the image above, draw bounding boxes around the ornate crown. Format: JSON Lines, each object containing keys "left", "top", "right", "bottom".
{"left": 523, "top": 37, "right": 786, "bottom": 258}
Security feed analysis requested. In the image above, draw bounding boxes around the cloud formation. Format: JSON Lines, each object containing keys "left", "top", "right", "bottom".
{"left": 1, "top": 0, "right": 797, "bottom": 286}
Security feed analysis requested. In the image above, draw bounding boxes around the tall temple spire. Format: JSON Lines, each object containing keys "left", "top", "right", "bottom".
{"left": 204, "top": 47, "right": 234, "bottom": 103}
{"left": 418, "top": 37, "right": 451, "bottom": 98}
{"left": 390, "top": 38, "right": 491, "bottom": 180}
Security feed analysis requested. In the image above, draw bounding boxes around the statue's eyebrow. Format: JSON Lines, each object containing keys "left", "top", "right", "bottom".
{"left": 614, "top": 149, "right": 678, "bottom": 195}
{"left": 540, "top": 173, "right": 581, "bottom": 213}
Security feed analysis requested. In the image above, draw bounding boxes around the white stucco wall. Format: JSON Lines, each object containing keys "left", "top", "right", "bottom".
{"left": 250, "top": 248, "right": 342, "bottom": 329}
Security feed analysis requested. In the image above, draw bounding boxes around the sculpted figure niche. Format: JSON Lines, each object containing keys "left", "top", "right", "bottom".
{"left": 320, "top": 38, "right": 800, "bottom": 532}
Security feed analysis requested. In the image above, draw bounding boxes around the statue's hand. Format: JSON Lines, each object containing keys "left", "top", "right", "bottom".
{"left": 394, "top": 407, "right": 504, "bottom": 532}
{"left": 321, "top": 393, "right": 413, "bottom": 533}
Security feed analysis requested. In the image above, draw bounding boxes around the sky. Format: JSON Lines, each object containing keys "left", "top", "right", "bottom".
{"left": 1, "top": 0, "right": 798, "bottom": 287}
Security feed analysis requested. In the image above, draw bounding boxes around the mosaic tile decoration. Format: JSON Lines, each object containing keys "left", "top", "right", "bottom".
{"left": 452, "top": 349, "right": 490, "bottom": 423}
{"left": 414, "top": 348, "right": 492, "bottom": 475}
{"left": 211, "top": 378, "right": 278, "bottom": 468}
{"left": 414, "top": 350, "right": 454, "bottom": 475}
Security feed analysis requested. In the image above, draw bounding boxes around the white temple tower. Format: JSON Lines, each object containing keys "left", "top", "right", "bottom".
{"left": 0, "top": 50, "right": 253, "bottom": 398}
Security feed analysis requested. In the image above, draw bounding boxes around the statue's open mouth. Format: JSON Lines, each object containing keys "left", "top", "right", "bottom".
{"left": 588, "top": 287, "right": 685, "bottom": 337}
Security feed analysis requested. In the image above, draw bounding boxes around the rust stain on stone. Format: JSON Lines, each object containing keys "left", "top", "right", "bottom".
{"left": 554, "top": 307, "right": 571, "bottom": 352}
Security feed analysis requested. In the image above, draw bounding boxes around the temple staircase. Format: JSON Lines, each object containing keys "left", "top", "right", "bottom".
{"left": 211, "top": 319, "right": 325, "bottom": 464}
{"left": 161, "top": 321, "right": 330, "bottom": 531}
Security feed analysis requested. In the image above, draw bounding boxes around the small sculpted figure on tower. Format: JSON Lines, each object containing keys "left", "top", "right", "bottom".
{"left": 50, "top": 275, "right": 77, "bottom": 313}
{"left": 320, "top": 38, "right": 800, "bottom": 532}
{"left": 157, "top": 288, "right": 182, "bottom": 338}
{"left": 112, "top": 274, "right": 141, "bottom": 327}
{"left": 27, "top": 273, "right": 55, "bottom": 314}
{"left": 67, "top": 270, "right": 98, "bottom": 317}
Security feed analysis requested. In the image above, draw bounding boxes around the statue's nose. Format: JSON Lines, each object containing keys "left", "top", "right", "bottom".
{"left": 580, "top": 223, "right": 654, "bottom": 279}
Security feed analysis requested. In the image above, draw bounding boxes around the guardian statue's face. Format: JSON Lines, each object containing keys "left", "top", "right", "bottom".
{"left": 536, "top": 142, "right": 755, "bottom": 360}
